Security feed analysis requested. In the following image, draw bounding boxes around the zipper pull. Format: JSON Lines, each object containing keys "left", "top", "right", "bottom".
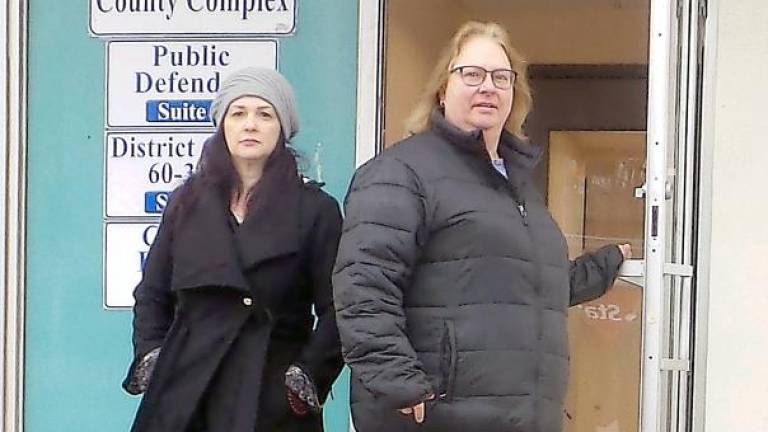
{"left": 517, "top": 203, "right": 528, "bottom": 226}
{"left": 517, "top": 203, "right": 527, "bottom": 218}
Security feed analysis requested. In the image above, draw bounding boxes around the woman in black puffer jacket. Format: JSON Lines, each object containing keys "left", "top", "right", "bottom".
{"left": 333, "top": 21, "right": 630, "bottom": 432}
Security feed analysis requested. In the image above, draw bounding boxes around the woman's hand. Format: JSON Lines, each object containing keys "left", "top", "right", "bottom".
{"left": 618, "top": 243, "right": 632, "bottom": 260}
{"left": 397, "top": 394, "right": 435, "bottom": 424}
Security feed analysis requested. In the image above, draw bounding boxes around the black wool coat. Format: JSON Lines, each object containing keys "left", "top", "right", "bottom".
{"left": 123, "top": 178, "right": 344, "bottom": 432}
{"left": 333, "top": 111, "right": 624, "bottom": 432}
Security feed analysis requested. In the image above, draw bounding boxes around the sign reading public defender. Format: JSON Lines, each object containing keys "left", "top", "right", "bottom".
{"left": 90, "top": 0, "right": 296, "bottom": 36}
{"left": 106, "top": 40, "right": 277, "bottom": 127}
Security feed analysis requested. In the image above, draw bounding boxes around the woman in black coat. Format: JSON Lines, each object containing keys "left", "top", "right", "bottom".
{"left": 123, "top": 67, "right": 344, "bottom": 432}
{"left": 333, "top": 22, "right": 631, "bottom": 432}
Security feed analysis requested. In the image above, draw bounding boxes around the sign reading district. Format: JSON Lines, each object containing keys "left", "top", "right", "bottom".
{"left": 105, "top": 131, "right": 207, "bottom": 217}
{"left": 104, "top": 222, "right": 160, "bottom": 308}
{"left": 90, "top": 0, "right": 296, "bottom": 36}
{"left": 106, "top": 40, "right": 277, "bottom": 128}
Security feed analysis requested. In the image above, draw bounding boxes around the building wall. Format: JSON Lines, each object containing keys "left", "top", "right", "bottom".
{"left": 704, "top": 0, "right": 768, "bottom": 429}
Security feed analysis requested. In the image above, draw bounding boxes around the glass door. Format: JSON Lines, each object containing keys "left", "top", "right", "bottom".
{"left": 549, "top": 130, "right": 646, "bottom": 432}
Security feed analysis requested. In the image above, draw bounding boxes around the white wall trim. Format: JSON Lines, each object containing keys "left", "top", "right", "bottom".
{"left": 0, "top": 0, "right": 8, "bottom": 426}
{"left": 354, "top": 0, "right": 382, "bottom": 168}
{"left": 2, "top": 0, "right": 27, "bottom": 431}
{"left": 692, "top": 0, "right": 718, "bottom": 430}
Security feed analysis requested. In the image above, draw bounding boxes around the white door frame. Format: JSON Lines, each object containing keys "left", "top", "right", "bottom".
{"left": 355, "top": 0, "right": 383, "bottom": 168}
{"left": 2, "top": 1, "right": 28, "bottom": 431}
{"left": 350, "top": 3, "right": 384, "bottom": 429}
{"left": 641, "top": 0, "right": 676, "bottom": 430}
{"left": 0, "top": 1, "right": 7, "bottom": 425}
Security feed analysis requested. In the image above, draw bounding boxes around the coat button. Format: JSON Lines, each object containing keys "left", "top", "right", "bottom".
{"left": 242, "top": 297, "right": 253, "bottom": 306}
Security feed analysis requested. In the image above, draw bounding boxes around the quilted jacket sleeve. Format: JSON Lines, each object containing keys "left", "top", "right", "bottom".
{"left": 569, "top": 244, "right": 625, "bottom": 306}
{"left": 333, "top": 155, "right": 434, "bottom": 409}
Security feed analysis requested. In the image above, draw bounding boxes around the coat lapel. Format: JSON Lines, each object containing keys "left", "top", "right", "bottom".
{"left": 170, "top": 178, "right": 303, "bottom": 292}
{"left": 170, "top": 184, "right": 251, "bottom": 293}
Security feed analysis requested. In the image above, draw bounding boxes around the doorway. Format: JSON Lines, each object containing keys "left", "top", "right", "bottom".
{"left": 549, "top": 130, "right": 645, "bottom": 432}
{"left": 381, "top": 1, "right": 651, "bottom": 431}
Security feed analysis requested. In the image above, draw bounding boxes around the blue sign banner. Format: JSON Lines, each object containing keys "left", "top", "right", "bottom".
{"left": 144, "top": 191, "right": 171, "bottom": 213}
{"left": 146, "top": 99, "right": 212, "bottom": 123}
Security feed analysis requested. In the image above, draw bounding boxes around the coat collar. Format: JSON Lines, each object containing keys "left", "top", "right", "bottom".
{"left": 170, "top": 178, "right": 302, "bottom": 293}
{"left": 429, "top": 108, "right": 542, "bottom": 173}
{"left": 234, "top": 178, "right": 302, "bottom": 268}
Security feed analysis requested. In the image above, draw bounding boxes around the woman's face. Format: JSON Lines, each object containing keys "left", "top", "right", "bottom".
{"left": 223, "top": 96, "right": 281, "bottom": 166}
{"left": 442, "top": 36, "right": 514, "bottom": 134}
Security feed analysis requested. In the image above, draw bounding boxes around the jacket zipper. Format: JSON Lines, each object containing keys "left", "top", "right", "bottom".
{"left": 486, "top": 159, "right": 528, "bottom": 224}
{"left": 496, "top": 163, "right": 540, "bottom": 425}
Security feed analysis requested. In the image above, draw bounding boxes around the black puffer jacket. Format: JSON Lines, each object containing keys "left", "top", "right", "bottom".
{"left": 333, "top": 111, "right": 624, "bottom": 432}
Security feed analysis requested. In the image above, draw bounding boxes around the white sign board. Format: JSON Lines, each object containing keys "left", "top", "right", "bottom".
{"left": 104, "top": 222, "right": 160, "bottom": 308}
{"left": 90, "top": 0, "right": 296, "bottom": 36}
{"left": 106, "top": 40, "right": 277, "bottom": 128}
{"left": 105, "top": 131, "right": 207, "bottom": 217}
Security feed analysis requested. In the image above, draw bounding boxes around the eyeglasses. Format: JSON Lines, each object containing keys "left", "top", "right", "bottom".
{"left": 450, "top": 65, "right": 516, "bottom": 90}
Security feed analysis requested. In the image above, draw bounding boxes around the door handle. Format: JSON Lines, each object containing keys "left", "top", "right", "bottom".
{"left": 633, "top": 174, "right": 674, "bottom": 200}
{"left": 618, "top": 259, "right": 644, "bottom": 287}
{"left": 616, "top": 259, "right": 693, "bottom": 288}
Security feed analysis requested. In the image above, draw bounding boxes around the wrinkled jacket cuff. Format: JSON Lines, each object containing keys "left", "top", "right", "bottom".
{"left": 363, "top": 373, "right": 434, "bottom": 410}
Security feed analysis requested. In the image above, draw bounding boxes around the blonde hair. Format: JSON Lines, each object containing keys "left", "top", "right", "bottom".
{"left": 404, "top": 21, "right": 532, "bottom": 140}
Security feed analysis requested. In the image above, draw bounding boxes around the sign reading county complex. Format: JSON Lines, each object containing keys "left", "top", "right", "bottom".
{"left": 90, "top": 0, "right": 296, "bottom": 36}
{"left": 105, "top": 131, "right": 207, "bottom": 217}
{"left": 106, "top": 40, "right": 277, "bottom": 128}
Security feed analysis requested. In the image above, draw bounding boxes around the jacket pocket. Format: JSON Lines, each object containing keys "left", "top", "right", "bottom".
{"left": 439, "top": 320, "right": 458, "bottom": 401}
{"left": 423, "top": 399, "right": 525, "bottom": 432}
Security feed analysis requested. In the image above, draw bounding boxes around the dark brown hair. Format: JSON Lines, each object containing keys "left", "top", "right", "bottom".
{"left": 167, "top": 127, "right": 301, "bottom": 220}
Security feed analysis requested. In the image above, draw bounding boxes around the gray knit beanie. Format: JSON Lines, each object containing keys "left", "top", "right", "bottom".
{"left": 210, "top": 67, "right": 299, "bottom": 140}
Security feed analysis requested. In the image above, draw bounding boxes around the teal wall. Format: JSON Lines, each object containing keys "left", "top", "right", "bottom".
{"left": 25, "top": 1, "right": 357, "bottom": 430}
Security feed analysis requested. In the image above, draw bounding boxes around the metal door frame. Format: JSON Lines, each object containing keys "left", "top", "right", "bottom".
{"left": 2, "top": 1, "right": 28, "bottom": 431}
{"left": 641, "top": 1, "right": 675, "bottom": 430}
{"left": 647, "top": 1, "right": 713, "bottom": 431}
